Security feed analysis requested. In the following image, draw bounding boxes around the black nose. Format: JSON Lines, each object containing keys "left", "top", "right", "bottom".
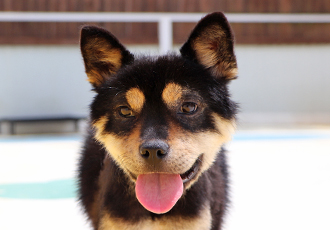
{"left": 140, "top": 140, "right": 169, "bottom": 166}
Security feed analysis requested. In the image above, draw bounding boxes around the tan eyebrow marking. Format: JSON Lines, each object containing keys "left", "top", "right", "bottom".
{"left": 162, "top": 83, "right": 183, "bottom": 107}
{"left": 125, "top": 87, "right": 145, "bottom": 113}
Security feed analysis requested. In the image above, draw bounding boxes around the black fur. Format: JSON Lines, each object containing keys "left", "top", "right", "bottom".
{"left": 78, "top": 12, "right": 238, "bottom": 230}
{"left": 78, "top": 129, "right": 106, "bottom": 214}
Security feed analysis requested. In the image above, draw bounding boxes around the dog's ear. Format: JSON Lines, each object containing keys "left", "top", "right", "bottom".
{"left": 180, "top": 12, "right": 237, "bottom": 80}
{"left": 80, "top": 26, "right": 134, "bottom": 88}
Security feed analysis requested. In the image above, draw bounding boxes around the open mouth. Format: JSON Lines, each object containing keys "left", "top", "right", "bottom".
{"left": 135, "top": 154, "right": 203, "bottom": 214}
{"left": 128, "top": 155, "right": 203, "bottom": 184}
{"left": 180, "top": 155, "right": 202, "bottom": 184}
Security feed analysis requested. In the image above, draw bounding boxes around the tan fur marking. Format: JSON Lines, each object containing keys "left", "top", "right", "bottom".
{"left": 84, "top": 37, "right": 123, "bottom": 86}
{"left": 193, "top": 25, "right": 225, "bottom": 68}
{"left": 99, "top": 204, "right": 211, "bottom": 230}
{"left": 98, "top": 48, "right": 122, "bottom": 69}
{"left": 162, "top": 83, "right": 183, "bottom": 107}
{"left": 167, "top": 114, "right": 235, "bottom": 189}
{"left": 93, "top": 116, "right": 109, "bottom": 141}
{"left": 192, "top": 25, "right": 237, "bottom": 80}
{"left": 126, "top": 88, "right": 145, "bottom": 113}
{"left": 93, "top": 117, "right": 143, "bottom": 180}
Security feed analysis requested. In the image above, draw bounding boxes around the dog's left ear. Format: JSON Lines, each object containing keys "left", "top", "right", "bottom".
{"left": 80, "top": 26, "right": 134, "bottom": 89}
{"left": 180, "top": 12, "right": 237, "bottom": 80}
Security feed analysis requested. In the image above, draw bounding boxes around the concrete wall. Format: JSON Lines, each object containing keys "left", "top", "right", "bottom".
{"left": 0, "top": 44, "right": 329, "bottom": 131}
{"left": 231, "top": 45, "right": 330, "bottom": 125}
{"left": 0, "top": 45, "right": 92, "bottom": 119}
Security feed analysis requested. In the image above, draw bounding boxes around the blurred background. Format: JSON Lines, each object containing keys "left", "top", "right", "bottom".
{"left": 0, "top": 1, "right": 329, "bottom": 230}
{"left": 0, "top": 0, "right": 330, "bottom": 133}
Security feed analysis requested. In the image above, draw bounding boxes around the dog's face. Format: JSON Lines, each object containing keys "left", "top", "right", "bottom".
{"left": 81, "top": 12, "right": 237, "bottom": 214}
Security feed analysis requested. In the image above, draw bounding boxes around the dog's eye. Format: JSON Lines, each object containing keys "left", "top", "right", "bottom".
{"left": 119, "top": 106, "right": 135, "bottom": 117}
{"left": 180, "top": 102, "right": 198, "bottom": 114}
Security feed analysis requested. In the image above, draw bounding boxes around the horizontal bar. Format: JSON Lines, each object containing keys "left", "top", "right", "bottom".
{"left": 0, "top": 12, "right": 330, "bottom": 23}
{"left": 227, "top": 13, "right": 330, "bottom": 23}
{"left": 1, "top": 12, "right": 202, "bottom": 22}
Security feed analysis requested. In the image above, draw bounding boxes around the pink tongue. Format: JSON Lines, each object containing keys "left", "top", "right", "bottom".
{"left": 135, "top": 173, "right": 183, "bottom": 214}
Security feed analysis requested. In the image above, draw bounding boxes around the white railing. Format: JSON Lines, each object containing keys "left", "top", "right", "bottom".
{"left": 1, "top": 12, "right": 330, "bottom": 53}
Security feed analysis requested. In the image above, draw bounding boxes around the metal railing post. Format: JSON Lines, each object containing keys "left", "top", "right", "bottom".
{"left": 158, "top": 16, "right": 173, "bottom": 54}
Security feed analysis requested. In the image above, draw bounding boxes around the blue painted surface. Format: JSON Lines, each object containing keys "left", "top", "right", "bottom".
{"left": 0, "top": 179, "right": 76, "bottom": 199}
{"left": 0, "top": 134, "right": 82, "bottom": 143}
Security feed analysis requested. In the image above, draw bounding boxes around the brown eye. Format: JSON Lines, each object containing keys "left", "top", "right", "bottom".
{"left": 180, "top": 102, "right": 198, "bottom": 114}
{"left": 119, "top": 106, "right": 135, "bottom": 117}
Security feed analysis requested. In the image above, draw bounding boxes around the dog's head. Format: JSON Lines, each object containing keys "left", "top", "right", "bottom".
{"left": 80, "top": 12, "right": 237, "bottom": 214}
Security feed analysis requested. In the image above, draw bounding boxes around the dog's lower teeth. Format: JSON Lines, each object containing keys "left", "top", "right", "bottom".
{"left": 180, "top": 157, "right": 201, "bottom": 183}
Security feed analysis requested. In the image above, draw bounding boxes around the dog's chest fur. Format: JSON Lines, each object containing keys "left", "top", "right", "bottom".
{"left": 99, "top": 211, "right": 211, "bottom": 230}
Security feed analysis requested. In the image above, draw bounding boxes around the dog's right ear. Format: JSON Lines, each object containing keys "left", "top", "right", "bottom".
{"left": 80, "top": 26, "right": 134, "bottom": 89}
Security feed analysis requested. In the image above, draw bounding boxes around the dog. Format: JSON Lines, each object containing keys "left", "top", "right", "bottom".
{"left": 78, "top": 12, "right": 238, "bottom": 230}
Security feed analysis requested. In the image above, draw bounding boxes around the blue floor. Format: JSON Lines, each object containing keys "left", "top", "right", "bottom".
{"left": 1, "top": 131, "right": 330, "bottom": 200}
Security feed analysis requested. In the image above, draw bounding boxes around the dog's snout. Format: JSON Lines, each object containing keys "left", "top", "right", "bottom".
{"left": 140, "top": 141, "right": 169, "bottom": 165}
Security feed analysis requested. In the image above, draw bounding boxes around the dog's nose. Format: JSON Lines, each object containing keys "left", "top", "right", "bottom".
{"left": 140, "top": 141, "right": 169, "bottom": 166}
